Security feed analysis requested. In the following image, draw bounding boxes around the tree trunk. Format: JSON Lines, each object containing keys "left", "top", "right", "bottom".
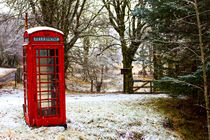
{"left": 96, "top": 81, "right": 102, "bottom": 92}
{"left": 16, "top": 65, "right": 22, "bottom": 83}
{"left": 102, "top": 0, "right": 143, "bottom": 94}
{"left": 149, "top": 45, "right": 153, "bottom": 78}
{"left": 153, "top": 47, "right": 163, "bottom": 80}
{"left": 95, "top": 66, "right": 104, "bottom": 93}
{"left": 123, "top": 56, "right": 134, "bottom": 94}
{"left": 82, "top": 36, "right": 90, "bottom": 81}
{"left": 90, "top": 80, "right": 93, "bottom": 92}
{"left": 194, "top": 1, "right": 210, "bottom": 139}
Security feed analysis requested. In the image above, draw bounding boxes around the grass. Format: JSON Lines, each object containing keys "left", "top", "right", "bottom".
{"left": 0, "top": 81, "right": 22, "bottom": 89}
{"left": 149, "top": 97, "right": 208, "bottom": 140}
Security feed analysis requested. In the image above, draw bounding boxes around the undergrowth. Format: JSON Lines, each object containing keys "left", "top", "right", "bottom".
{"left": 149, "top": 97, "right": 208, "bottom": 140}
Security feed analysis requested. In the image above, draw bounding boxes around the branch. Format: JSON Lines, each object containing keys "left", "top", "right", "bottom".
{"left": 156, "top": 79, "right": 203, "bottom": 91}
{"left": 102, "top": 0, "right": 119, "bottom": 32}
{"left": 80, "top": 34, "right": 119, "bottom": 40}
{"left": 96, "top": 43, "right": 121, "bottom": 56}
{"left": 194, "top": 104, "right": 210, "bottom": 111}
{"left": 79, "top": 4, "right": 105, "bottom": 32}
{"left": 76, "top": 0, "right": 87, "bottom": 29}
{"left": 29, "top": 0, "right": 43, "bottom": 25}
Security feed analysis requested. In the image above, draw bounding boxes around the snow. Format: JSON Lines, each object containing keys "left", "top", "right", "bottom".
{"left": 27, "top": 27, "right": 64, "bottom": 35}
{"left": 0, "top": 68, "right": 16, "bottom": 77}
{"left": 0, "top": 90, "right": 181, "bottom": 139}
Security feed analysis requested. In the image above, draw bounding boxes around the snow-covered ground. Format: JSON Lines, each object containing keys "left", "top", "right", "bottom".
{"left": 0, "top": 68, "right": 16, "bottom": 77}
{"left": 0, "top": 89, "right": 180, "bottom": 140}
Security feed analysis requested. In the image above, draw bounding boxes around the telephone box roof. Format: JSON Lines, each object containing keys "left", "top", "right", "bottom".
{"left": 26, "top": 26, "right": 64, "bottom": 35}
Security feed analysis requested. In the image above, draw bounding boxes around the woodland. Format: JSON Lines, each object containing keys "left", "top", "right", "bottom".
{"left": 0, "top": 0, "right": 209, "bottom": 139}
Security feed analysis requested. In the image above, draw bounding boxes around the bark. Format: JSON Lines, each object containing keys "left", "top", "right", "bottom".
{"left": 141, "top": 45, "right": 147, "bottom": 78}
{"left": 95, "top": 66, "right": 104, "bottom": 93}
{"left": 194, "top": 0, "right": 210, "bottom": 139}
{"left": 103, "top": 0, "right": 144, "bottom": 94}
{"left": 82, "top": 36, "right": 90, "bottom": 81}
{"left": 123, "top": 57, "right": 133, "bottom": 94}
{"left": 149, "top": 45, "right": 153, "bottom": 78}
{"left": 153, "top": 47, "right": 163, "bottom": 80}
{"left": 16, "top": 65, "right": 22, "bottom": 83}
{"left": 32, "top": 0, "right": 101, "bottom": 75}
{"left": 90, "top": 80, "right": 93, "bottom": 92}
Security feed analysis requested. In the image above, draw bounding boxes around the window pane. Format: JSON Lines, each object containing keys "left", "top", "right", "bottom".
{"left": 38, "top": 58, "right": 55, "bottom": 65}
{"left": 36, "top": 49, "right": 59, "bottom": 117}
{"left": 41, "top": 107, "right": 56, "bottom": 116}
{"left": 40, "top": 49, "right": 48, "bottom": 56}
{"left": 37, "top": 75, "right": 56, "bottom": 82}
{"left": 37, "top": 66, "right": 55, "bottom": 73}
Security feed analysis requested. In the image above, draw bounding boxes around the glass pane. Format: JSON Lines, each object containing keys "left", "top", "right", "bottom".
{"left": 49, "top": 49, "right": 55, "bottom": 56}
{"left": 36, "top": 50, "right": 39, "bottom": 56}
{"left": 36, "top": 49, "right": 59, "bottom": 117}
{"left": 41, "top": 99, "right": 56, "bottom": 107}
{"left": 38, "top": 58, "right": 55, "bottom": 65}
{"left": 39, "top": 49, "right": 55, "bottom": 56}
{"left": 41, "top": 107, "right": 56, "bottom": 116}
{"left": 36, "top": 58, "right": 39, "bottom": 65}
{"left": 23, "top": 49, "right": 26, "bottom": 56}
{"left": 37, "top": 75, "right": 56, "bottom": 82}
{"left": 40, "top": 49, "right": 48, "bottom": 56}
{"left": 37, "top": 91, "right": 56, "bottom": 99}
{"left": 56, "top": 50, "right": 58, "bottom": 56}
{"left": 37, "top": 81, "right": 57, "bottom": 92}
{"left": 37, "top": 66, "right": 55, "bottom": 73}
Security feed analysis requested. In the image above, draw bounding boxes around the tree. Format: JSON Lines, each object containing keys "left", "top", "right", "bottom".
{"left": 102, "top": 0, "right": 147, "bottom": 93}
{"left": 133, "top": 0, "right": 210, "bottom": 78}
{"left": 68, "top": 25, "right": 121, "bottom": 92}
{"left": 3, "top": 0, "right": 104, "bottom": 73}
{"left": 0, "top": 14, "right": 23, "bottom": 67}
{"left": 133, "top": 0, "right": 210, "bottom": 138}
{"left": 194, "top": 0, "right": 210, "bottom": 138}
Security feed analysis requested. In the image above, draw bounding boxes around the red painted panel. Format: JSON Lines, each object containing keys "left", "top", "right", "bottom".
{"left": 23, "top": 27, "right": 66, "bottom": 128}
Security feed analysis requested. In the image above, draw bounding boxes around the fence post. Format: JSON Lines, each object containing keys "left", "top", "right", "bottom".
{"left": 16, "top": 65, "right": 22, "bottom": 83}
{"left": 90, "top": 80, "right": 93, "bottom": 92}
{"left": 15, "top": 72, "right": 17, "bottom": 88}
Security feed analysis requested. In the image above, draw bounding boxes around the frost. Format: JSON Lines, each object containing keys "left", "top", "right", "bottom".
{"left": 27, "top": 27, "right": 64, "bottom": 35}
{"left": 0, "top": 68, "right": 16, "bottom": 77}
{"left": 0, "top": 90, "right": 180, "bottom": 139}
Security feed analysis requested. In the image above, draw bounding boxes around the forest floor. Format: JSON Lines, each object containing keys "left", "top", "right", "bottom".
{"left": 0, "top": 87, "right": 181, "bottom": 140}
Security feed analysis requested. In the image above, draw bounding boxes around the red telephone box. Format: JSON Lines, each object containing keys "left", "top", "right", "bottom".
{"left": 22, "top": 27, "right": 66, "bottom": 129}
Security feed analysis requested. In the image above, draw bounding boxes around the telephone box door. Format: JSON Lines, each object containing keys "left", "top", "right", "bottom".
{"left": 34, "top": 46, "right": 64, "bottom": 125}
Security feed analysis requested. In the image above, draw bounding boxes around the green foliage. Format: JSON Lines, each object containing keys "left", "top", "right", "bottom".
{"left": 132, "top": 0, "right": 195, "bottom": 38}
{"left": 133, "top": 0, "right": 210, "bottom": 81}
{"left": 208, "top": 31, "right": 210, "bottom": 39}
{"left": 154, "top": 62, "right": 210, "bottom": 98}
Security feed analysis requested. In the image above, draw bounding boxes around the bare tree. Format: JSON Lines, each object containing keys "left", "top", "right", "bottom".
{"left": 102, "top": 0, "right": 147, "bottom": 93}
{"left": 69, "top": 31, "right": 120, "bottom": 92}
{"left": 0, "top": 14, "right": 23, "bottom": 67}
{"left": 3, "top": 0, "right": 104, "bottom": 73}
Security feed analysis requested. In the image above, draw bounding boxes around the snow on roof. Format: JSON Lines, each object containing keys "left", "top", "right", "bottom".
{"left": 26, "top": 26, "right": 64, "bottom": 35}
